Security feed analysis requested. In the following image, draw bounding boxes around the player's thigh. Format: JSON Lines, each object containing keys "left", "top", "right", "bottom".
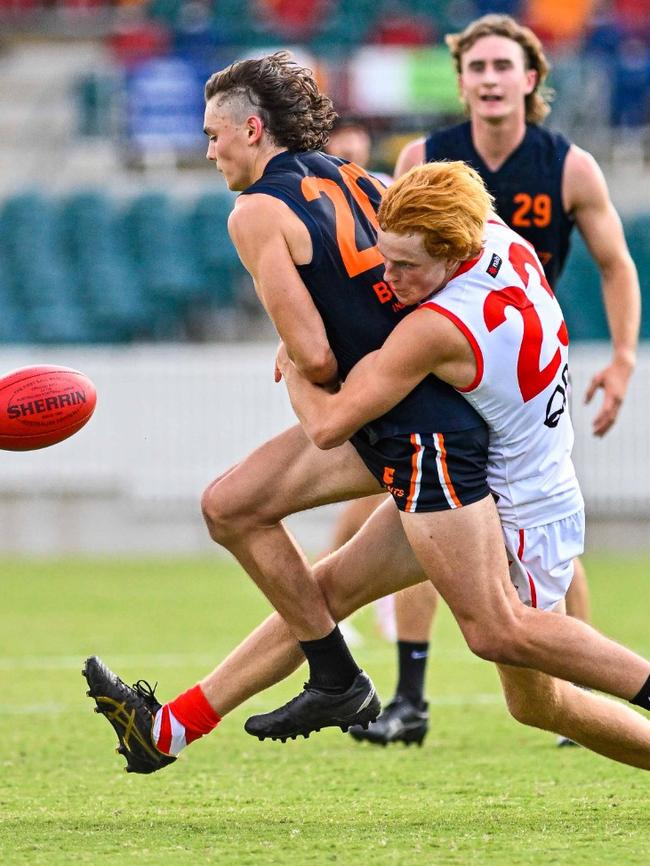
{"left": 204, "top": 424, "right": 383, "bottom": 522}
{"left": 399, "top": 495, "right": 519, "bottom": 626}
{"left": 316, "top": 495, "right": 428, "bottom": 620}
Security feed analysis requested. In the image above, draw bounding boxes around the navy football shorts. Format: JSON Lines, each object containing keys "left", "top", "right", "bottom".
{"left": 350, "top": 425, "right": 490, "bottom": 513}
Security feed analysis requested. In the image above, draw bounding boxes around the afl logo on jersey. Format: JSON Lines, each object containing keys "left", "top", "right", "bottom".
{"left": 486, "top": 253, "right": 502, "bottom": 278}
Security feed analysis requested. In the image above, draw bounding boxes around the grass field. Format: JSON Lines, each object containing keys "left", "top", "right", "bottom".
{"left": 2, "top": 553, "right": 649, "bottom": 865}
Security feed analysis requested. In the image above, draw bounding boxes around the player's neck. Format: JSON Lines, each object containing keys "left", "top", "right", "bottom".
{"left": 470, "top": 114, "right": 527, "bottom": 173}
{"left": 251, "top": 144, "right": 289, "bottom": 184}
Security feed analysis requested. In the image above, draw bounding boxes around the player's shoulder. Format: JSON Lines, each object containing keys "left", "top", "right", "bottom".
{"left": 525, "top": 124, "right": 572, "bottom": 166}
{"left": 453, "top": 219, "right": 536, "bottom": 289}
{"left": 562, "top": 143, "right": 609, "bottom": 208}
{"left": 395, "top": 137, "right": 426, "bottom": 176}
{"left": 563, "top": 142, "right": 602, "bottom": 177}
{"left": 425, "top": 122, "right": 471, "bottom": 156}
{"left": 229, "top": 192, "right": 294, "bottom": 240}
{"left": 427, "top": 121, "right": 469, "bottom": 144}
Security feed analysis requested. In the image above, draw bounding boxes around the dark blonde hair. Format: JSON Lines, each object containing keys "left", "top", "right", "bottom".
{"left": 446, "top": 14, "right": 553, "bottom": 124}
{"left": 205, "top": 51, "right": 337, "bottom": 151}
{"left": 378, "top": 161, "right": 493, "bottom": 262}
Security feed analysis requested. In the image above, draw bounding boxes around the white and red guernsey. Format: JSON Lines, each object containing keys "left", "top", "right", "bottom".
{"left": 421, "top": 217, "right": 584, "bottom": 529}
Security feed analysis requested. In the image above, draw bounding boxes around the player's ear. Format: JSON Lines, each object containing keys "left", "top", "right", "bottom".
{"left": 524, "top": 68, "right": 538, "bottom": 95}
{"left": 247, "top": 115, "right": 264, "bottom": 142}
{"left": 456, "top": 73, "right": 470, "bottom": 113}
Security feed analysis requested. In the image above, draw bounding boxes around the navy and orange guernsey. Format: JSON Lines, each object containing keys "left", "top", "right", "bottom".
{"left": 241, "top": 149, "right": 484, "bottom": 439}
{"left": 425, "top": 122, "right": 574, "bottom": 287}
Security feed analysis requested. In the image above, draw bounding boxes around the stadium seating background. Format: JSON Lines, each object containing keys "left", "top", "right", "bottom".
{"left": 0, "top": 0, "right": 649, "bottom": 548}
{"left": 0, "top": 0, "right": 648, "bottom": 346}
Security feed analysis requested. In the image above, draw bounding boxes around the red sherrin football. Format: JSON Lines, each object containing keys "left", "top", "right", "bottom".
{"left": 0, "top": 365, "right": 97, "bottom": 451}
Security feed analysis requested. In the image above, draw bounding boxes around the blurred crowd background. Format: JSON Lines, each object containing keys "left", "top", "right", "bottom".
{"left": 0, "top": 0, "right": 649, "bottom": 347}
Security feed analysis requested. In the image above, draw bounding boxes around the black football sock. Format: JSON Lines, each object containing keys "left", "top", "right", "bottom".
{"left": 299, "top": 625, "right": 361, "bottom": 694}
{"left": 630, "top": 674, "right": 650, "bottom": 711}
{"left": 395, "top": 640, "right": 429, "bottom": 707}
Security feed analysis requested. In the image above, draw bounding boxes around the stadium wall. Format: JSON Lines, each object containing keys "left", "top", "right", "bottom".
{"left": 1, "top": 344, "right": 649, "bottom": 555}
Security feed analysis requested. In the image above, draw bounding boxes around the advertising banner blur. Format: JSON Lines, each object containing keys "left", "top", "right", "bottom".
{"left": 348, "top": 46, "right": 459, "bottom": 115}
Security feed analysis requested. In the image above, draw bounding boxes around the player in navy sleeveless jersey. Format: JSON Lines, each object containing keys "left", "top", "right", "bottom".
{"left": 350, "top": 14, "right": 641, "bottom": 748}
{"left": 82, "top": 51, "right": 496, "bottom": 771}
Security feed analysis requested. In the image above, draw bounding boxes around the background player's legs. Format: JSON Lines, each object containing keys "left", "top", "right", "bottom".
{"left": 565, "top": 556, "right": 591, "bottom": 622}
{"left": 325, "top": 494, "right": 390, "bottom": 647}
{"left": 399, "top": 499, "right": 650, "bottom": 700}
{"left": 394, "top": 583, "right": 439, "bottom": 642}
{"left": 327, "top": 494, "right": 389, "bottom": 551}
{"left": 392, "top": 583, "right": 438, "bottom": 708}
{"left": 497, "top": 665, "right": 650, "bottom": 769}
{"left": 201, "top": 424, "right": 382, "bottom": 642}
{"left": 350, "top": 581, "right": 438, "bottom": 746}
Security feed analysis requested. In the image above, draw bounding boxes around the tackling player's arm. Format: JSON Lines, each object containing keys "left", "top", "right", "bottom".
{"left": 564, "top": 145, "right": 641, "bottom": 436}
{"left": 229, "top": 194, "right": 339, "bottom": 387}
{"left": 278, "top": 308, "right": 475, "bottom": 449}
{"left": 394, "top": 138, "right": 426, "bottom": 178}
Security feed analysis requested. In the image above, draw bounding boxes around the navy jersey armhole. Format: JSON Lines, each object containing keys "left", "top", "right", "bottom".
{"left": 240, "top": 184, "right": 324, "bottom": 270}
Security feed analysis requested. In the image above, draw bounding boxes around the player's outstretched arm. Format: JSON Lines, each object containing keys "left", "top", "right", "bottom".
{"left": 564, "top": 145, "right": 641, "bottom": 436}
{"left": 229, "top": 194, "right": 339, "bottom": 386}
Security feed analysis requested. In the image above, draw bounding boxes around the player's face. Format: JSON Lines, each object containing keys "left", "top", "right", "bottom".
{"left": 458, "top": 35, "right": 537, "bottom": 124}
{"left": 378, "top": 229, "right": 457, "bottom": 306}
{"left": 204, "top": 99, "right": 255, "bottom": 191}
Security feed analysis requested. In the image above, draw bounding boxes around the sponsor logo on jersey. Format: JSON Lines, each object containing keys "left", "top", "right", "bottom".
{"left": 486, "top": 253, "right": 502, "bottom": 278}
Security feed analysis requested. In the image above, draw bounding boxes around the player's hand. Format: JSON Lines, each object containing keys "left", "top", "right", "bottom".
{"left": 584, "top": 355, "right": 635, "bottom": 436}
{"left": 275, "top": 341, "right": 290, "bottom": 383}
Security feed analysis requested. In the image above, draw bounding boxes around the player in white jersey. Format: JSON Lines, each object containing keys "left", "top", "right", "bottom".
{"left": 426, "top": 219, "right": 577, "bottom": 521}
{"left": 418, "top": 215, "right": 584, "bottom": 608}
{"left": 280, "top": 166, "right": 584, "bottom": 614}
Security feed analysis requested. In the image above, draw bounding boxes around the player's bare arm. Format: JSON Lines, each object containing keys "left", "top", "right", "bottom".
{"left": 563, "top": 145, "right": 641, "bottom": 435}
{"left": 394, "top": 137, "right": 426, "bottom": 178}
{"left": 278, "top": 309, "right": 475, "bottom": 448}
{"left": 229, "top": 194, "right": 339, "bottom": 386}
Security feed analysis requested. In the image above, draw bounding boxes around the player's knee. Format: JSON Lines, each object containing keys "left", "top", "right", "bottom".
{"left": 461, "top": 621, "right": 524, "bottom": 665}
{"left": 504, "top": 684, "right": 562, "bottom": 731}
{"left": 315, "top": 556, "right": 357, "bottom": 622}
{"left": 200, "top": 475, "right": 255, "bottom": 542}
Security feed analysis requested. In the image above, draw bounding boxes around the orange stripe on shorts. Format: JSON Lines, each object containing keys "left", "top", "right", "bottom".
{"left": 436, "top": 432, "right": 462, "bottom": 508}
{"left": 405, "top": 433, "right": 422, "bottom": 512}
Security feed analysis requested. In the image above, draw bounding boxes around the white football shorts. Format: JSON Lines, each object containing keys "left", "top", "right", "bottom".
{"left": 502, "top": 509, "right": 585, "bottom": 611}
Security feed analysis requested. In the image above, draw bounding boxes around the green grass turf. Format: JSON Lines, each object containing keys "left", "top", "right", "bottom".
{"left": 1, "top": 553, "right": 649, "bottom": 865}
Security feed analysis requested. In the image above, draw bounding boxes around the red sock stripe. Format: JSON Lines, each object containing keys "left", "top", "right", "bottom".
{"left": 157, "top": 705, "right": 173, "bottom": 755}
{"left": 169, "top": 684, "right": 221, "bottom": 743}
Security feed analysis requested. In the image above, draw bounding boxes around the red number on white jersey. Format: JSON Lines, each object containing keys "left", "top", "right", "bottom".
{"left": 483, "top": 243, "right": 568, "bottom": 403}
